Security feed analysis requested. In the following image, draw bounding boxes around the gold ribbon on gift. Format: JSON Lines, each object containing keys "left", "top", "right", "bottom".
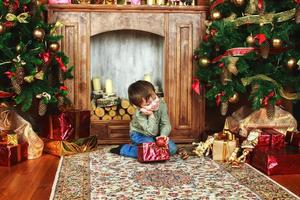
{"left": 50, "top": 21, "right": 64, "bottom": 35}
{"left": 6, "top": 13, "right": 29, "bottom": 23}
{"left": 228, "top": 8, "right": 296, "bottom": 26}
{"left": 222, "top": 142, "right": 228, "bottom": 161}
{"left": 8, "top": 133, "right": 18, "bottom": 145}
{"left": 241, "top": 74, "right": 300, "bottom": 100}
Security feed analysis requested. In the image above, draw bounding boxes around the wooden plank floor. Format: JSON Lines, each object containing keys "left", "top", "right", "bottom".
{"left": 0, "top": 154, "right": 299, "bottom": 200}
{"left": 0, "top": 154, "right": 59, "bottom": 200}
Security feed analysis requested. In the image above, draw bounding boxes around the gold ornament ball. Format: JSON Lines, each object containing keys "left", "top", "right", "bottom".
{"left": 229, "top": 93, "right": 239, "bottom": 103}
{"left": 286, "top": 58, "right": 296, "bottom": 70}
{"left": 246, "top": 35, "right": 255, "bottom": 46}
{"left": 272, "top": 38, "right": 282, "bottom": 49}
{"left": 199, "top": 57, "right": 210, "bottom": 67}
{"left": 33, "top": 28, "right": 45, "bottom": 41}
{"left": 211, "top": 10, "right": 221, "bottom": 20}
{"left": 231, "top": 0, "right": 245, "bottom": 6}
{"left": 0, "top": 24, "right": 5, "bottom": 34}
{"left": 49, "top": 42, "right": 60, "bottom": 52}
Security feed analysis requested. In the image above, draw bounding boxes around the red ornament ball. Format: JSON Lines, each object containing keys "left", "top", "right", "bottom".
{"left": 156, "top": 137, "right": 167, "bottom": 147}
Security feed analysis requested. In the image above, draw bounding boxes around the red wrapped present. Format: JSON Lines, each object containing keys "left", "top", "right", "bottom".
{"left": 250, "top": 145, "right": 300, "bottom": 175}
{"left": 42, "top": 110, "right": 90, "bottom": 141}
{"left": 257, "top": 132, "right": 270, "bottom": 147}
{"left": 0, "top": 143, "right": 28, "bottom": 167}
{"left": 138, "top": 142, "right": 170, "bottom": 162}
{"left": 286, "top": 131, "right": 300, "bottom": 147}
{"left": 257, "top": 129, "right": 285, "bottom": 148}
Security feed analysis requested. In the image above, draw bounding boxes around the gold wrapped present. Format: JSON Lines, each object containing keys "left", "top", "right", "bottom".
{"left": 0, "top": 130, "right": 17, "bottom": 145}
{"left": 42, "top": 136, "right": 98, "bottom": 157}
{"left": 212, "top": 132, "right": 237, "bottom": 161}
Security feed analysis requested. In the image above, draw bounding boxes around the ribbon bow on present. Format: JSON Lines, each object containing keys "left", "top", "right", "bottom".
{"left": 6, "top": 13, "right": 29, "bottom": 23}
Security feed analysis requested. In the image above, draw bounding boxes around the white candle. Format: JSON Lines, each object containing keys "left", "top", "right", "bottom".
{"left": 147, "top": 0, "right": 155, "bottom": 5}
{"left": 92, "top": 77, "right": 101, "bottom": 91}
{"left": 144, "top": 73, "right": 152, "bottom": 83}
{"left": 105, "top": 79, "right": 113, "bottom": 95}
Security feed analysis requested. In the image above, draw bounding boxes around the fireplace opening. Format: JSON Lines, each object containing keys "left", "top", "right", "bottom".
{"left": 90, "top": 30, "right": 164, "bottom": 120}
{"left": 91, "top": 30, "right": 164, "bottom": 98}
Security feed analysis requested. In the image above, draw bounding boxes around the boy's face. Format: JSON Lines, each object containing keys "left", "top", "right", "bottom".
{"left": 140, "top": 94, "right": 159, "bottom": 111}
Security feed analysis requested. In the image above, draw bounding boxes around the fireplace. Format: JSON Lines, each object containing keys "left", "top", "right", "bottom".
{"left": 47, "top": 4, "right": 207, "bottom": 144}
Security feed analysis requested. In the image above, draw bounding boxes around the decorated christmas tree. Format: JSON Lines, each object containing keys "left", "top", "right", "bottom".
{"left": 193, "top": 0, "right": 300, "bottom": 116}
{"left": 0, "top": 0, "right": 73, "bottom": 115}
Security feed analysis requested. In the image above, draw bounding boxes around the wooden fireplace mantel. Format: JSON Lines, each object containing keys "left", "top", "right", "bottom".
{"left": 47, "top": 4, "right": 208, "bottom": 12}
{"left": 47, "top": 5, "right": 206, "bottom": 144}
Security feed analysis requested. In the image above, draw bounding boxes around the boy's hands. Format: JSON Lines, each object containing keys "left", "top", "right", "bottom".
{"left": 140, "top": 107, "right": 153, "bottom": 115}
{"left": 156, "top": 135, "right": 169, "bottom": 143}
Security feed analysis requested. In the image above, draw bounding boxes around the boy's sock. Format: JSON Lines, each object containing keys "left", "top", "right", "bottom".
{"left": 109, "top": 145, "right": 123, "bottom": 155}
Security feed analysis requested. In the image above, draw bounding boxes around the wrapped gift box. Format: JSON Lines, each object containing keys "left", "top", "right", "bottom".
{"left": 0, "top": 143, "right": 28, "bottom": 167}
{"left": 138, "top": 142, "right": 170, "bottom": 162}
{"left": 0, "top": 130, "right": 7, "bottom": 143}
{"left": 286, "top": 131, "right": 300, "bottom": 147}
{"left": 42, "top": 110, "right": 90, "bottom": 141}
{"left": 257, "top": 129, "right": 285, "bottom": 148}
{"left": 0, "top": 130, "right": 17, "bottom": 144}
{"left": 250, "top": 145, "right": 300, "bottom": 175}
{"left": 42, "top": 136, "right": 97, "bottom": 157}
{"left": 212, "top": 139, "right": 237, "bottom": 161}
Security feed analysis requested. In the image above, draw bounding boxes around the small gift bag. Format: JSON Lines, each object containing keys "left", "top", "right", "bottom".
{"left": 138, "top": 142, "right": 170, "bottom": 162}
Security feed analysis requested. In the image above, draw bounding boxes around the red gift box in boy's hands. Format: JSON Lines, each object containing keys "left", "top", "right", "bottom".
{"left": 138, "top": 142, "right": 170, "bottom": 162}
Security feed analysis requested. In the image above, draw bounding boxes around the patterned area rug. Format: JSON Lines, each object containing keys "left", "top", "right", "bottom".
{"left": 50, "top": 147, "right": 299, "bottom": 200}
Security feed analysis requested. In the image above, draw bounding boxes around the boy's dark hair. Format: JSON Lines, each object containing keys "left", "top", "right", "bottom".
{"left": 128, "top": 80, "right": 155, "bottom": 107}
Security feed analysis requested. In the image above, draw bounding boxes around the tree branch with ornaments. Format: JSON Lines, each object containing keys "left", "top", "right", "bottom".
{"left": 0, "top": 0, "right": 73, "bottom": 115}
{"left": 193, "top": 0, "right": 300, "bottom": 116}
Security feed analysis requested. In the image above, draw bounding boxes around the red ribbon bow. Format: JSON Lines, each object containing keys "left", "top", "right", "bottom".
{"left": 39, "top": 51, "right": 50, "bottom": 63}
{"left": 262, "top": 91, "right": 275, "bottom": 106}
{"left": 258, "top": 0, "right": 264, "bottom": 11}
{"left": 55, "top": 57, "right": 67, "bottom": 72}
{"left": 59, "top": 86, "right": 68, "bottom": 91}
{"left": 192, "top": 78, "right": 201, "bottom": 95}
{"left": 215, "top": 92, "right": 225, "bottom": 107}
{"left": 0, "top": 91, "right": 14, "bottom": 98}
{"left": 4, "top": 71, "right": 15, "bottom": 79}
{"left": 254, "top": 34, "right": 267, "bottom": 45}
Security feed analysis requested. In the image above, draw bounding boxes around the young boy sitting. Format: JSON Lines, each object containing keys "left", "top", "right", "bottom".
{"left": 110, "top": 80, "right": 177, "bottom": 158}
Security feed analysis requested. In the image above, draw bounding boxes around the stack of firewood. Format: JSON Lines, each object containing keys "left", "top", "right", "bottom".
{"left": 91, "top": 99, "right": 136, "bottom": 121}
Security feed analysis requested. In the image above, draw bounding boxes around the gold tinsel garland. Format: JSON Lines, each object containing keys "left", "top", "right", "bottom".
{"left": 241, "top": 74, "right": 300, "bottom": 100}
{"left": 226, "top": 8, "right": 296, "bottom": 26}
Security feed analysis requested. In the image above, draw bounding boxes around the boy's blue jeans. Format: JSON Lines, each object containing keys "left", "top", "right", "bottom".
{"left": 120, "top": 131, "right": 177, "bottom": 158}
